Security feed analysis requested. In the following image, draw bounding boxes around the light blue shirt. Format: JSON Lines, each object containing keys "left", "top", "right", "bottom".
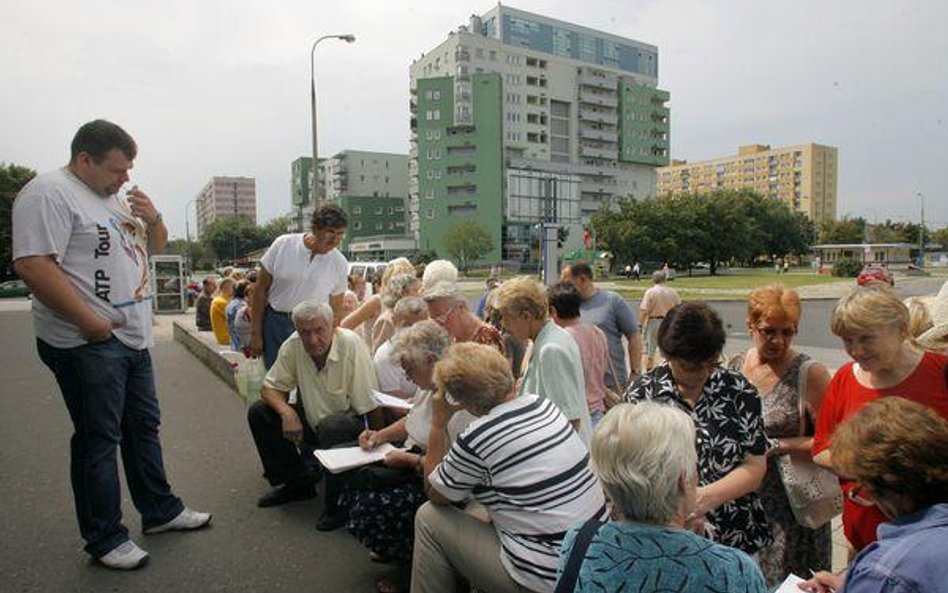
{"left": 844, "top": 503, "right": 948, "bottom": 593}
{"left": 559, "top": 521, "right": 766, "bottom": 593}
{"left": 578, "top": 290, "right": 637, "bottom": 387}
{"left": 518, "top": 320, "right": 591, "bottom": 444}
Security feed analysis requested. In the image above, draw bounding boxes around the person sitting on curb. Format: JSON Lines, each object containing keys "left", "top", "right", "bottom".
{"left": 247, "top": 300, "right": 385, "bottom": 531}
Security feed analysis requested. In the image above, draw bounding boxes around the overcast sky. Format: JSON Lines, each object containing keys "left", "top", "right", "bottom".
{"left": 2, "top": 0, "right": 945, "bottom": 238}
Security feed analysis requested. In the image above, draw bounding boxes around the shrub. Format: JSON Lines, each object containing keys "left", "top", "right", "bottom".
{"left": 831, "top": 258, "right": 862, "bottom": 278}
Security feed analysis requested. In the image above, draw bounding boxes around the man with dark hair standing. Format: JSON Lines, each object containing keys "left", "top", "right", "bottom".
{"left": 248, "top": 204, "right": 349, "bottom": 368}
{"left": 12, "top": 120, "right": 211, "bottom": 570}
{"left": 562, "top": 262, "right": 642, "bottom": 392}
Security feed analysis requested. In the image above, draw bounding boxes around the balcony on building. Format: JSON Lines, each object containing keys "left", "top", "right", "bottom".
{"left": 579, "top": 107, "right": 618, "bottom": 125}
{"left": 577, "top": 68, "right": 618, "bottom": 90}
{"left": 580, "top": 143, "right": 618, "bottom": 160}
{"left": 578, "top": 88, "right": 619, "bottom": 108}
{"left": 446, "top": 183, "right": 477, "bottom": 196}
{"left": 455, "top": 46, "right": 470, "bottom": 62}
{"left": 580, "top": 125, "right": 619, "bottom": 143}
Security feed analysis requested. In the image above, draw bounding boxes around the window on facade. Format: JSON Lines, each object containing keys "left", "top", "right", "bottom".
{"left": 353, "top": 206, "right": 362, "bottom": 215}
{"left": 425, "top": 109, "right": 441, "bottom": 121}
{"left": 375, "top": 207, "right": 383, "bottom": 215}
{"left": 424, "top": 208, "right": 435, "bottom": 219}
{"left": 353, "top": 221, "right": 362, "bottom": 230}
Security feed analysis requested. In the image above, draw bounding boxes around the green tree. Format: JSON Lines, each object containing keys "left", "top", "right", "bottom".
{"left": 442, "top": 220, "right": 493, "bottom": 272}
{"left": 201, "top": 216, "right": 267, "bottom": 263}
{"left": 165, "top": 238, "right": 214, "bottom": 272}
{"left": 0, "top": 163, "right": 38, "bottom": 277}
{"left": 261, "top": 216, "right": 291, "bottom": 244}
{"left": 931, "top": 225, "right": 948, "bottom": 249}
{"left": 819, "top": 217, "right": 866, "bottom": 244}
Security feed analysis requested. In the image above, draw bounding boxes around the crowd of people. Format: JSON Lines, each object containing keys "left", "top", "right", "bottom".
{"left": 14, "top": 119, "right": 948, "bottom": 591}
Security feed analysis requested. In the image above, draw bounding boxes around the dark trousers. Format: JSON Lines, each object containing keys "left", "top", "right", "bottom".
{"left": 247, "top": 400, "right": 363, "bottom": 510}
{"left": 37, "top": 337, "right": 184, "bottom": 557}
{"left": 262, "top": 306, "right": 295, "bottom": 370}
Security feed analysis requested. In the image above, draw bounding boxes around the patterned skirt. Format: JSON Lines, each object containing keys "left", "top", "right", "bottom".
{"left": 340, "top": 480, "right": 428, "bottom": 565}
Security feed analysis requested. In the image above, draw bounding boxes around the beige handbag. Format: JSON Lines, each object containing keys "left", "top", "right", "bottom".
{"left": 775, "top": 359, "right": 843, "bottom": 529}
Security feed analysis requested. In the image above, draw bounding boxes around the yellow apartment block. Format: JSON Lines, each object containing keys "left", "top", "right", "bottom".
{"left": 656, "top": 143, "right": 837, "bottom": 223}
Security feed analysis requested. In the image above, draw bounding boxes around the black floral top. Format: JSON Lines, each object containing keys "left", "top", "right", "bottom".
{"left": 623, "top": 364, "right": 772, "bottom": 554}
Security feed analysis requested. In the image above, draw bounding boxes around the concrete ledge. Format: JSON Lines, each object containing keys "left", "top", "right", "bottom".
{"left": 173, "top": 321, "right": 236, "bottom": 390}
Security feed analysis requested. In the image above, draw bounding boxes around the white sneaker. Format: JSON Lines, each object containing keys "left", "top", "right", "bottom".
{"left": 143, "top": 507, "right": 212, "bottom": 535}
{"left": 98, "top": 540, "right": 149, "bottom": 570}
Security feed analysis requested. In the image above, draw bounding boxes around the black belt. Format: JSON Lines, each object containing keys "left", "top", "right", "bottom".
{"left": 266, "top": 305, "right": 291, "bottom": 317}
{"left": 649, "top": 316, "right": 664, "bottom": 320}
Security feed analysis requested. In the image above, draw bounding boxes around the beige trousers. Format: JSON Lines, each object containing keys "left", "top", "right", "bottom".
{"left": 410, "top": 502, "right": 538, "bottom": 593}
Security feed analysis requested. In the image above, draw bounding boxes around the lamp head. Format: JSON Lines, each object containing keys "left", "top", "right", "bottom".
{"left": 340, "top": 34, "right": 356, "bottom": 43}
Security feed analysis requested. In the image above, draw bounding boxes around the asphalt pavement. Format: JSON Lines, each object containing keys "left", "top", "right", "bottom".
{"left": 0, "top": 301, "right": 388, "bottom": 593}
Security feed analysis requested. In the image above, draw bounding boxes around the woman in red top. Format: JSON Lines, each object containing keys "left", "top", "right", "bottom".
{"left": 813, "top": 286, "right": 948, "bottom": 552}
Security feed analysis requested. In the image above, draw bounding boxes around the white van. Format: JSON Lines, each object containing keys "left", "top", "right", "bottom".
{"left": 347, "top": 261, "right": 387, "bottom": 283}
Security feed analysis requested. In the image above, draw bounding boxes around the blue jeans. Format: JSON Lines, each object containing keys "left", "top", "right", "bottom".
{"left": 263, "top": 305, "right": 295, "bottom": 369}
{"left": 37, "top": 337, "right": 183, "bottom": 557}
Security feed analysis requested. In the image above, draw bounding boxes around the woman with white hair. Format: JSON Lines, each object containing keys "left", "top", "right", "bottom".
{"left": 557, "top": 402, "right": 766, "bottom": 593}
{"left": 371, "top": 272, "right": 422, "bottom": 353}
{"left": 341, "top": 257, "right": 416, "bottom": 350}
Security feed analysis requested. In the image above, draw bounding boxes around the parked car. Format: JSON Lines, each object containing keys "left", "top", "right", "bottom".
{"left": 0, "top": 279, "right": 31, "bottom": 298}
{"left": 856, "top": 265, "right": 894, "bottom": 287}
{"left": 348, "top": 261, "right": 388, "bottom": 283}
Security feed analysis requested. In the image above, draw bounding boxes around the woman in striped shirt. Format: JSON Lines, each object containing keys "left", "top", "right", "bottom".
{"left": 411, "top": 342, "right": 606, "bottom": 593}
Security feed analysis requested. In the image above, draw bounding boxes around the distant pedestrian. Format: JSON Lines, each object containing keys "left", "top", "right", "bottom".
{"left": 562, "top": 262, "right": 642, "bottom": 392}
{"left": 632, "top": 261, "right": 641, "bottom": 281}
{"left": 248, "top": 204, "right": 349, "bottom": 368}
{"left": 210, "top": 277, "right": 234, "bottom": 346}
{"left": 12, "top": 119, "right": 210, "bottom": 570}
{"left": 474, "top": 276, "right": 499, "bottom": 319}
{"left": 638, "top": 271, "right": 681, "bottom": 370}
{"left": 194, "top": 276, "right": 215, "bottom": 331}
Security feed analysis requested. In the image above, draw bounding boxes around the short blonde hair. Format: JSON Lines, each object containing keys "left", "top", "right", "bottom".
{"left": 491, "top": 276, "right": 548, "bottom": 321}
{"left": 381, "top": 272, "right": 420, "bottom": 308}
{"left": 904, "top": 297, "right": 933, "bottom": 338}
{"left": 592, "top": 402, "right": 697, "bottom": 524}
{"left": 434, "top": 342, "right": 513, "bottom": 415}
{"left": 831, "top": 397, "right": 948, "bottom": 509}
{"left": 747, "top": 284, "right": 801, "bottom": 327}
{"left": 381, "top": 257, "right": 415, "bottom": 288}
{"left": 831, "top": 285, "right": 909, "bottom": 337}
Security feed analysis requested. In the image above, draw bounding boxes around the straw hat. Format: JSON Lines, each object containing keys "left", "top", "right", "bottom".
{"left": 917, "top": 280, "right": 948, "bottom": 350}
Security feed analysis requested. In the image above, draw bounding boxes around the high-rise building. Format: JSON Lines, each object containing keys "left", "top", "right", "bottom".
{"left": 410, "top": 5, "right": 670, "bottom": 264}
{"left": 323, "top": 150, "right": 410, "bottom": 254}
{"left": 290, "top": 151, "right": 411, "bottom": 256}
{"left": 195, "top": 176, "right": 257, "bottom": 236}
{"left": 656, "top": 144, "right": 838, "bottom": 223}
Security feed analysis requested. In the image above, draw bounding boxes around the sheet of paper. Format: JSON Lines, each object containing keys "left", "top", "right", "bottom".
{"left": 775, "top": 574, "right": 807, "bottom": 593}
{"left": 371, "top": 389, "right": 413, "bottom": 410}
{"left": 313, "top": 443, "right": 399, "bottom": 474}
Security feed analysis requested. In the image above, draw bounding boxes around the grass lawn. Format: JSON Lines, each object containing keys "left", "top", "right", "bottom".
{"left": 607, "top": 271, "right": 847, "bottom": 300}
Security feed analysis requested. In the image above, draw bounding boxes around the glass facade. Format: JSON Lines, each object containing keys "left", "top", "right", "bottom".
{"left": 499, "top": 14, "right": 658, "bottom": 78}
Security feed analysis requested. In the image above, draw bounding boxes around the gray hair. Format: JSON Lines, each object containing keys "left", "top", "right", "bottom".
{"left": 422, "top": 279, "right": 460, "bottom": 302}
{"left": 421, "top": 260, "right": 458, "bottom": 291}
{"left": 381, "top": 272, "right": 420, "bottom": 308}
{"left": 651, "top": 270, "right": 667, "bottom": 283}
{"left": 291, "top": 300, "right": 334, "bottom": 328}
{"left": 393, "top": 296, "right": 428, "bottom": 321}
{"left": 591, "top": 402, "right": 697, "bottom": 524}
{"left": 390, "top": 320, "right": 450, "bottom": 371}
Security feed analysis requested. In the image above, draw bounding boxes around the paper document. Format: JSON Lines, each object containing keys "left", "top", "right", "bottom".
{"left": 775, "top": 574, "right": 808, "bottom": 593}
{"left": 371, "top": 389, "right": 414, "bottom": 410}
{"left": 313, "top": 443, "right": 399, "bottom": 474}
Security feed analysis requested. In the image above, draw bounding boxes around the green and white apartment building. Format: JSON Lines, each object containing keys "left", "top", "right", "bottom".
{"left": 410, "top": 4, "right": 670, "bottom": 264}
{"left": 290, "top": 151, "right": 412, "bottom": 259}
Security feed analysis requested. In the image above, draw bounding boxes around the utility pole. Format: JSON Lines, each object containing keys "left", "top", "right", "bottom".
{"left": 232, "top": 181, "right": 238, "bottom": 263}
{"left": 917, "top": 192, "right": 925, "bottom": 268}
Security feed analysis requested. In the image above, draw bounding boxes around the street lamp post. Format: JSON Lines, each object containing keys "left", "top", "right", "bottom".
{"left": 184, "top": 197, "right": 197, "bottom": 276}
{"left": 310, "top": 33, "right": 356, "bottom": 210}
{"left": 917, "top": 192, "right": 925, "bottom": 268}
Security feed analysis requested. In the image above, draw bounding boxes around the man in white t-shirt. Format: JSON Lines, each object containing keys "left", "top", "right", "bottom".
{"left": 12, "top": 120, "right": 210, "bottom": 571}
{"left": 248, "top": 204, "right": 349, "bottom": 368}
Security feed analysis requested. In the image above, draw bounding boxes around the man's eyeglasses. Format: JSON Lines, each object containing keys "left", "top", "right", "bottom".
{"left": 846, "top": 483, "right": 876, "bottom": 507}
{"left": 432, "top": 303, "right": 457, "bottom": 326}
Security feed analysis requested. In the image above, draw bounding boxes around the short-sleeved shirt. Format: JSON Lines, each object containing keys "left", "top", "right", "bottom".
{"left": 639, "top": 283, "right": 681, "bottom": 318}
{"left": 373, "top": 337, "right": 418, "bottom": 397}
{"left": 210, "top": 295, "right": 230, "bottom": 345}
{"left": 813, "top": 352, "right": 948, "bottom": 551}
{"left": 518, "top": 320, "right": 592, "bottom": 444}
{"left": 264, "top": 327, "right": 378, "bottom": 430}
{"left": 260, "top": 233, "right": 348, "bottom": 313}
{"left": 12, "top": 168, "right": 154, "bottom": 349}
{"left": 404, "top": 389, "right": 474, "bottom": 447}
{"left": 624, "top": 364, "right": 771, "bottom": 554}
{"left": 564, "top": 323, "right": 608, "bottom": 414}
{"left": 579, "top": 290, "right": 638, "bottom": 387}
{"left": 559, "top": 521, "right": 766, "bottom": 593}
{"left": 430, "top": 394, "right": 606, "bottom": 593}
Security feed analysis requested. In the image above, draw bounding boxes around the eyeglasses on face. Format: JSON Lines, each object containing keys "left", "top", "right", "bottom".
{"left": 754, "top": 325, "right": 797, "bottom": 340}
{"left": 846, "top": 483, "right": 876, "bottom": 507}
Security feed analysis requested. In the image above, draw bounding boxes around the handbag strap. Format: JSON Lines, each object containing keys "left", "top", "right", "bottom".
{"left": 796, "top": 358, "right": 815, "bottom": 437}
{"left": 554, "top": 517, "right": 604, "bottom": 593}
